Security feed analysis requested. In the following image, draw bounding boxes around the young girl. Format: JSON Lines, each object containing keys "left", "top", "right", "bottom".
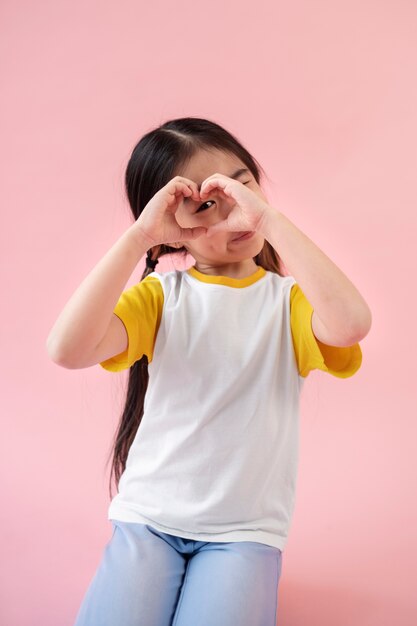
{"left": 47, "top": 117, "right": 371, "bottom": 626}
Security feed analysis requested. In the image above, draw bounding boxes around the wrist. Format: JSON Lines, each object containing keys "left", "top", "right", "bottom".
{"left": 127, "top": 221, "right": 157, "bottom": 252}
{"left": 258, "top": 205, "right": 281, "bottom": 238}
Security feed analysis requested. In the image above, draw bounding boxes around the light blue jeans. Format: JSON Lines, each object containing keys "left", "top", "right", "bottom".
{"left": 74, "top": 520, "right": 283, "bottom": 626}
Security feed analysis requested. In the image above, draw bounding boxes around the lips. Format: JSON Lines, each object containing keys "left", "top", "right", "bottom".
{"left": 231, "top": 231, "right": 255, "bottom": 242}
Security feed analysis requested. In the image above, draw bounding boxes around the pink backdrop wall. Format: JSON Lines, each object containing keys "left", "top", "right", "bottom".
{"left": 1, "top": 0, "right": 416, "bottom": 624}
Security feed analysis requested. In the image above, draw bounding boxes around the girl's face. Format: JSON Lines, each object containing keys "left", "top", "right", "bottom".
{"left": 172, "top": 148, "right": 267, "bottom": 275}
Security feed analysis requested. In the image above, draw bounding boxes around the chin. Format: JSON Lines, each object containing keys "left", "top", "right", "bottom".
{"left": 253, "top": 237, "right": 266, "bottom": 256}
{"left": 250, "top": 234, "right": 266, "bottom": 256}
{"left": 230, "top": 237, "right": 265, "bottom": 261}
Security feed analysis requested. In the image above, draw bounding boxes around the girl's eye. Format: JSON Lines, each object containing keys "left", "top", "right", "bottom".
{"left": 196, "top": 182, "right": 250, "bottom": 213}
{"left": 196, "top": 200, "right": 215, "bottom": 213}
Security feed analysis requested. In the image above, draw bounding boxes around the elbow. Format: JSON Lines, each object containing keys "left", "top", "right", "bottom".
{"left": 312, "top": 303, "right": 372, "bottom": 347}
{"left": 46, "top": 335, "right": 96, "bottom": 370}
{"left": 46, "top": 334, "right": 59, "bottom": 363}
{"left": 46, "top": 342, "right": 63, "bottom": 367}
{"left": 348, "top": 305, "right": 372, "bottom": 344}
{"left": 46, "top": 335, "right": 74, "bottom": 369}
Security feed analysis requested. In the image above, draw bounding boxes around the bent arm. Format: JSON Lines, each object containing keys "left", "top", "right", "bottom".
{"left": 259, "top": 208, "right": 372, "bottom": 346}
{"left": 46, "top": 225, "right": 150, "bottom": 368}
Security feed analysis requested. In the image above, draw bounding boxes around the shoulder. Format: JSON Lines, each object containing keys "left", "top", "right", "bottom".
{"left": 288, "top": 280, "right": 363, "bottom": 379}
{"left": 266, "top": 271, "right": 297, "bottom": 296}
{"left": 121, "top": 272, "right": 164, "bottom": 304}
{"left": 147, "top": 268, "right": 186, "bottom": 292}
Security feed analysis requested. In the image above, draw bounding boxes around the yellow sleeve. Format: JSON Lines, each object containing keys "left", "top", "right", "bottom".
{"left": 99, "top": 275, "right": 164, "bottom": 372}
{"left": 290, "top": 283, "right": 362, "bottom": 378}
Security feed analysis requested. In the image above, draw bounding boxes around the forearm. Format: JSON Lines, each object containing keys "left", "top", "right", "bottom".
{"left": 259, "top": 207, "right": 372, "bottom": 342}
{"left": 46, "top": 225, "right": 150, "bottom": 365}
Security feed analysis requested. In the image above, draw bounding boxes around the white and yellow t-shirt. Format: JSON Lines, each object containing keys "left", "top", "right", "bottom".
{"left": 100, "top": 265, "right": 362, "bottom": 552}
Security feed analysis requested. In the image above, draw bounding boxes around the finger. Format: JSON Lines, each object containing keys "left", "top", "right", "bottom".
{"left": 167, "top": 182, "right": 192, "bottom": 201}
{"left": 173, "top": 177, "right": 200, "bottom": 199}
{"left": 190, "top": 187, "right": 202, "bottom": 201}
{"left": 166, "top": 182, "right": 193, "bottom": 211}
{"left": 189, "top": 180, "right": 201, "bottom": 199}
{"left": 206, "top": 220, "right": 228, "bottom": 238}
{"left": 171, "top": 180, "right": 192, "bottom": 191}
{"left": 200, "top": 188, "right": 229, "bottom": 204}
{"left": 182, "top": 226, "right": 208, "bottom": 239}
{"left": 200, "top": 177, "right": 229, "bottom": 197}
{"left": 178, "top": 183, "right": 193, "bottom": 197}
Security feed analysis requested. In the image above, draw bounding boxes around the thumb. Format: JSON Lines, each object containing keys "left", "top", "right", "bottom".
{"left": 182, "top": 226, "right": 207, "bottom": 240}
{"left": 206, "top": 220, "right": 227, "bottom": 238}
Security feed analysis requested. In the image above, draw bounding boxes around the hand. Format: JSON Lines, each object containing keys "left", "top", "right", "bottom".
{"left": 132, "top": 176, "right": 208, "bottom": 248}
{"left": 199, "top": 173, "right": 271, "bottom": 238}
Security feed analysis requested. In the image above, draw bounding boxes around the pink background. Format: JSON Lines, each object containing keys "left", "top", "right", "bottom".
{"left": 1, "top": 0, "right": 416, "bottom": 624}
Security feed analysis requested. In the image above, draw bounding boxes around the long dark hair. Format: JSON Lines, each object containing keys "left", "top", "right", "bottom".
{"left": 105, "top": 116, "right": 285, "bottom": 499}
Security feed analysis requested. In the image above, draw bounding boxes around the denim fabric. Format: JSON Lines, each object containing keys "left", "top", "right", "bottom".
{"left": 74, "top": 520, "right": 283, "bottom": 626}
